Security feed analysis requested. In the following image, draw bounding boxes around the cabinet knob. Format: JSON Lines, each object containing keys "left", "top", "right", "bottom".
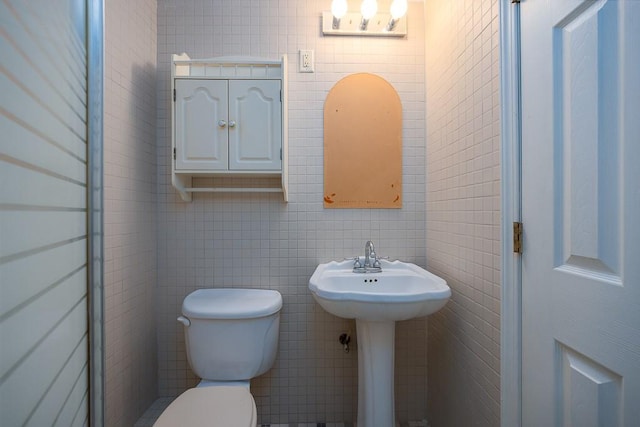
{"left": 218, "top": 120, "right": 227, "bottom": 128}
{"left": 229, "top": 120, "right": 236, "bottom": 128}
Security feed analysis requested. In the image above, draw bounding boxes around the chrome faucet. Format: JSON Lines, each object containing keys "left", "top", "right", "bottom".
{"left": 364, "top": 240, "right": 376, "bottom": 268}
{"left": 352, "top": 240, "right": 382, "bottom": 273}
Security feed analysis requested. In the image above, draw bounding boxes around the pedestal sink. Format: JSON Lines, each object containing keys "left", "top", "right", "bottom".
{"left": 309, "top": 258, "right": 450, "bottom": 427}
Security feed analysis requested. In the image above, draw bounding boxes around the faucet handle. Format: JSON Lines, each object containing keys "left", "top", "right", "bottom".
{"left": 372, "top": 255, "right": 389, "bottom": 268}
{"left": 345, "top": 256, "right": 362, "bottom": 268}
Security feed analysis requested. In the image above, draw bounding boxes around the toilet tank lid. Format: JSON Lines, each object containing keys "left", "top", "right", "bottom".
{"left": 182, "top": 289, "right": 283, "bottom": 319}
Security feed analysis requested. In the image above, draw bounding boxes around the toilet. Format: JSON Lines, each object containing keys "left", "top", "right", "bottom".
{"left": 154, "top": 288, "right": 282, "bottom": 427}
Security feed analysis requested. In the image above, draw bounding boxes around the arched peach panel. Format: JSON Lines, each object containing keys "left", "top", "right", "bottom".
{"left": 323, "top": 73, "right": 402, "bottom": 208}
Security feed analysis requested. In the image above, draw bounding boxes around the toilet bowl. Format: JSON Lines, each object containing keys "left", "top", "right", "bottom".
{"left": 154, "top": 288, "right": 282, "bottom": 426}
{"left": 153, "top": 386, "right": 256, "bottom": 427}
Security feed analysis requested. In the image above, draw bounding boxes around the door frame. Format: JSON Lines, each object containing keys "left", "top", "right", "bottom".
{"left": 88, "top": 0, "right": 105, "bottom": 425}
{"left": 499, "top": 1, "right": 522, "bottom": 426}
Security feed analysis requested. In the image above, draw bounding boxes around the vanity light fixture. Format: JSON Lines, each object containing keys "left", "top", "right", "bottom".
{"left": 323, "top": 0, "right": 407, "bottom": 37}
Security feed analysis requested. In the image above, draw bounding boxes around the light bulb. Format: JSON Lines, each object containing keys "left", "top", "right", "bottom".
{"left": 390, "top": 0, "right": 407, "bottom": 20}
{"left": 331, "top": 0, "right": 348, "bottom": 19}
{"left": 360, "top": 0, "right": 378, "bottom": 20}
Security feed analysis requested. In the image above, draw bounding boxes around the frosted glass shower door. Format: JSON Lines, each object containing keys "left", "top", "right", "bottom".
{"left": 0, "top": 0, "right": 97, "bottom": 425}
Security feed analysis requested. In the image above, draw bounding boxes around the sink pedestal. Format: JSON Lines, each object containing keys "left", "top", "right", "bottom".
{"left": 356, "top": 319, "right": 396, "bottom": 427}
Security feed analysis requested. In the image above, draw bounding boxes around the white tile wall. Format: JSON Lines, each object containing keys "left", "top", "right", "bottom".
{"left": 424, "top": 0, "right": 501, "bottom": 426}
{"left": 156, "top": 0, "right": 427, "bottom": 423}
{"left": 104, "top": 1, "right": 158, "bottom": 425}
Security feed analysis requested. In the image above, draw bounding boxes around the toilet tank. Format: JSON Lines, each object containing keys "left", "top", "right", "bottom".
{"left": 179, "top": 289, "right": 282, "bottom": 381}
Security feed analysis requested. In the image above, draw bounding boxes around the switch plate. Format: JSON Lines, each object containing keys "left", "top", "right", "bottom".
{"left": 299, "top": 49, "right": 314, "bottom": 73}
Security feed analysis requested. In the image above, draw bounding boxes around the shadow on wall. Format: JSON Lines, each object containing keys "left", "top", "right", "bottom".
{"left": 104, "top": 61, "right": 159, "bottom": 427}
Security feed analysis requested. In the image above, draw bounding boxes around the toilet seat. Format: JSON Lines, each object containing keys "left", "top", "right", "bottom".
{"left": 153, "top": 386, "right": 257, "bottom": 427}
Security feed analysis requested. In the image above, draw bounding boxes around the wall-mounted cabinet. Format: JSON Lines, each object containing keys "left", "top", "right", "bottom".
{"left": 171, "top": 53, "right": 288, "bottom": 201}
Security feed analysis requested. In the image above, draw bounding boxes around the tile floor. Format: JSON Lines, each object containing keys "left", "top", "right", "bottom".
{"left": 134, "top": 397, "right": 429, "bottom": 427}
{"left": 134, "top": 398, "right": 173, "bottom": 427}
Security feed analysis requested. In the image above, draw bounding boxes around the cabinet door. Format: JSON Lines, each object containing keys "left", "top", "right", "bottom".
{"left": 175, "top": 79, "right": 228, "bottom": 170}
{"left": 228, "top": 80, "right": 282, "bottom": 170}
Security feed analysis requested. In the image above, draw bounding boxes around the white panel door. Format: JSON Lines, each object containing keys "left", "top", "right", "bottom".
{"left": 521, "top": 1, "right": 640, "bottom": 425}
{"left": 228, "top": 80, "right": 282, "bottom": 171}
{"left": 175, "top": 79, "right": 228, "bottom": 170}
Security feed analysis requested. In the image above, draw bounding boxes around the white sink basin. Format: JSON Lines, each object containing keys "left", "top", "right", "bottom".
{"left": 309, "top": 257, "right": 450, "bottom": 426}
{"left": 309, "top": 258, "right": 451, "bottom": 321}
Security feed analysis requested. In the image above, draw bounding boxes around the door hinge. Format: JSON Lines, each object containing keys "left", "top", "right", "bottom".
{"left": 513, "top": 221, "right": 523, "bottom": 254}
{"left": 173, "top": 88, "right": 176, "bottom": 102}
{"left": 280, "top": 90, "right": 282, "bottom": 102}
{"left": 280, "top": 148, "right": 282, "bottom": 160}
{"left": 173, "top": 147, "right": 176, "bottom": 160}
